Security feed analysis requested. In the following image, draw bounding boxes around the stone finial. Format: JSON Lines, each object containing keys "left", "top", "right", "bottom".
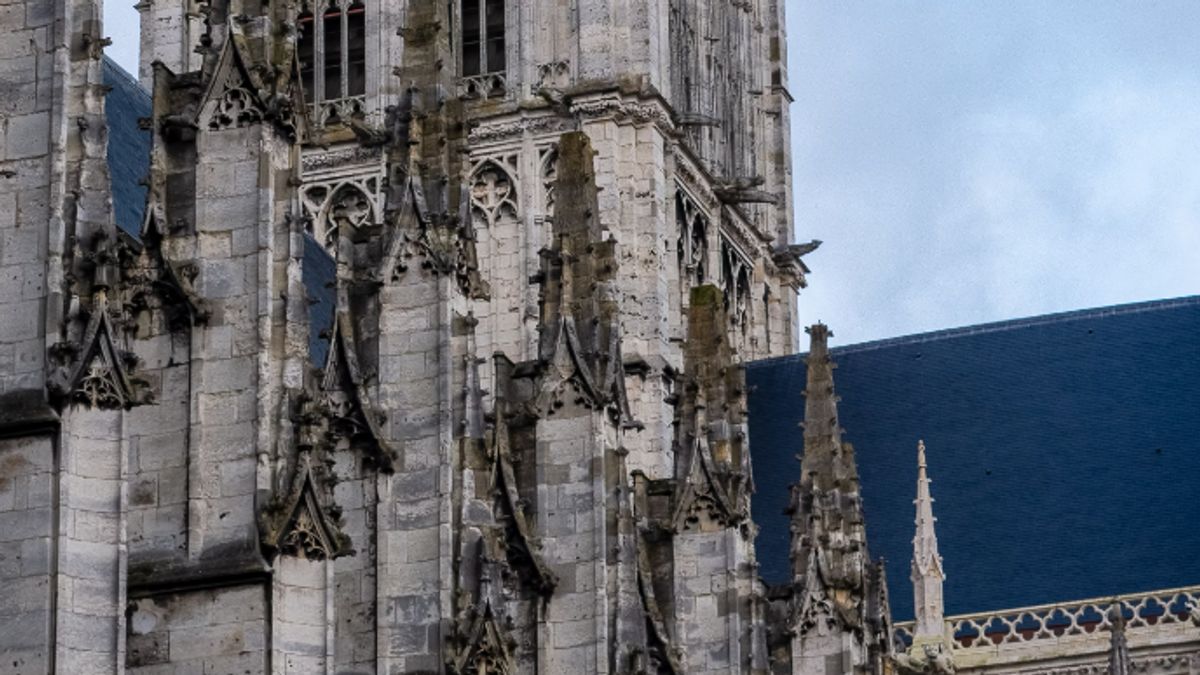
{"left": 1109, "top": 607, "right": 1133, "bottom": 675}
{"left": 912, "top": 439, "right": 946, "bottom": 640}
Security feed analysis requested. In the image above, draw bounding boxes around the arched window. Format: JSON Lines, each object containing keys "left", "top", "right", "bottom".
{"left": 461, "top": 0, "right": 505, "bottom": 76}
{"left": 298, "top": 1, "right": 368, "bottom": 119}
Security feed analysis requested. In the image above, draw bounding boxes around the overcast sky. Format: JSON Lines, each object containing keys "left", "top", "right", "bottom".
{"left": 103, "top": 3, "right": 1200, "bottom": 346}
{"left": 788, "top": 2, "right": 1200, "bottom": 344}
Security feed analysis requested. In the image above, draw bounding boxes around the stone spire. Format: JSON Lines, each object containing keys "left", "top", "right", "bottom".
{"left": 789, "top": 324, "right": 869, "bottom": 631}
{"left": 912, "top": 439, "right": 946, "bottom": 639}
{"left": 1108, "top": 608, "right": 1133, "bottom": 675}
{"left": 794, "top": 324, "right": 860, "bottom": 511}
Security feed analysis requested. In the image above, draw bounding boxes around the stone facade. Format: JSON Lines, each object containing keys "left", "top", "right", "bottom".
{"left": 0, "top": 0, "right": 811, "bottom": 672}
{"left": 2, "top": 0, "right": 1197, "bottom": 673}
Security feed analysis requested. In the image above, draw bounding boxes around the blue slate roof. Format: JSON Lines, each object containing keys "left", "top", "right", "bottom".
{"left": 304, "top": 235, "right": 336, "bottom": 366}
{"left": 101, "top": 60, "right": 336, "bottom": 366}
{"left": 103, "top": 57, "right": 151, "bottom": 238}
{"left": 746, "top": 296, "right": 1200, "bottom": 621}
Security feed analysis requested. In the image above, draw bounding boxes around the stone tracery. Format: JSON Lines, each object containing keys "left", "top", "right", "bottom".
{"left": 301, "top": 176, "right": 381, "bottom": 252}
{"left": 469, "top": 157, "right": 520, "bottom": 226}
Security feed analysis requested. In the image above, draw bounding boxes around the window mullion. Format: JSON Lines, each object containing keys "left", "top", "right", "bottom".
{"left": 314, "top": 1, "right": 325, "bottom": 102}
{"left": 341, "top": 8, "right": 349, "bottom": 99}
{"left": 479, "top": 0, "right": 488, "bottom": 73}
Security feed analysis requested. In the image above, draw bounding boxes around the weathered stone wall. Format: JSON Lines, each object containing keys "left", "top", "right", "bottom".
{"left": 0, "top": 435, "right": 55, "bottom": 673}
{"left": 57, "top": 407, "right": 127, "bottom": 672}
{"left": 331, "top": 445, "right": 379, "bottom": 672}
{"left": 4, "top": 0, "right": 810, "bottom": 672}
{"left": 127, "top": 584, "right": 267, "bottom": 673}
{"left": 125, "top": 307, "right": 190, "bottom": 560}
{"left": 375, "top": 266, "right": 452, "bottom": 672}
{"left": 0, "top": 0, "right": 54, "bottom": 395}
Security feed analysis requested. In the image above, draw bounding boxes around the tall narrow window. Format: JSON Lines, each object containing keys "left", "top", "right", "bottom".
{"left": 461, "top": 0, "right": 482, "bottom": 76}
{"left": 302, "top": 0, "right": 369, "bottom": 123}
{"left": 461, "top": 0, "right": 504, "bottom": 76}
{"left": 484, "top": 0, "right": 505, "bottom": 73}
{"left": 346, "top": 2, "right": 366, "bottom": 96}
{"left": 298, "top": 11, "right": 315, "bottom": 99}
{"left": 323, "top": 4, "right": 343, "bottom": 101}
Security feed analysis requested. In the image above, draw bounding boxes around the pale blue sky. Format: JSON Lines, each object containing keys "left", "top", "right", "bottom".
{"left": 102, "top": 3, "right": 1200, "bottom": 345}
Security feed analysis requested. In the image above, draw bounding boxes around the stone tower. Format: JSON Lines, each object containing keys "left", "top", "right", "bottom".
{"left": 0, "top": 0, "right": 860, "bottom": 672}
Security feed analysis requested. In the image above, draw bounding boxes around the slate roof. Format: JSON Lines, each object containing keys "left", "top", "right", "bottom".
{"left": 103, "top": 57, "right": 151, "bottom": 238}
{"left": 304, "top": 235, "right": 336, "bottom": 366}
{"left": 102, "top": 59, "right": 337, "bottom": 365}
{"left": 746, "top": 296, "right": 1200, "bottom": 621}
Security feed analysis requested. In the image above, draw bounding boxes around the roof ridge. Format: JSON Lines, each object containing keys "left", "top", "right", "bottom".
{"left": 749, "top": 295, "right": 1200, "bottom": 365}
{"left": 102, "top": 54, "right": 151, "bottom": 102}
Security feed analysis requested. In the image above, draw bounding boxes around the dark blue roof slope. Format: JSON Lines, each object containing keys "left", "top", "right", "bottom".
{"left": 304, "top": 235, "right": 336, "bottom": 366}
{"left": 746, "top": 296, "right": 1200, "bottom": 621}
{"left": 103, "top": 56, "right": 151, "bottom": 238}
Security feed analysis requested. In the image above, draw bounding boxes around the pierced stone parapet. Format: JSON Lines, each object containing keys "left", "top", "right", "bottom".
{"left": 893, "top": 585, "right": 1200, "bottom": 660}
{"left": 311, "top": 95, "right": 366, "bottom": 127}
{"left": 459, "top": 72, "right": 507, "bottom": 100}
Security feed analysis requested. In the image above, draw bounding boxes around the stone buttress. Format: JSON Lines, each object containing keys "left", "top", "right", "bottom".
{"left": 1, "top": 0, "right": 149, "bottom": 669}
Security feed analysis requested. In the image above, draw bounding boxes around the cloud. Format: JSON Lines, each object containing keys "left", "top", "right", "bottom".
{"left": 960, "top": 76, "right": 1200, "bottom": 317}
{"left": 790, "top": 4, "right": 1200, "bottom": 346}
{"left": 104, "top": 2, "right": 139, "bottom": 74}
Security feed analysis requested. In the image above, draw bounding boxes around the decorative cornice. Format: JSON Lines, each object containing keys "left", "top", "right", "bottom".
{"left": 301, "top": 145, "right": 384, "bottom": 175}
{"left": 467, "top": 114, "right": 571, "bottom": 145}
{"left": 568, "top": 94, "right": 675, "bottom": 134}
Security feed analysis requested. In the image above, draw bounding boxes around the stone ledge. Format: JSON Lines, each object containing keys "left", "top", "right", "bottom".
{"left": 128, "top": 541, "right": 270, "bottom": 598}
{"left": 0, "top": 389, "right": 59, "bottom": 437}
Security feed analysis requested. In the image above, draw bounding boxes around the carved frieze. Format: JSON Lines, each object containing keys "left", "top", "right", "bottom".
{"left": 467, "top": 115, "right": 570, "bottom": 145}
{"left": 301, "top": 145, "right": 383, "bottom": 175}
{"left": 569, "top": 96, "right": 674, "bottom": 131}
